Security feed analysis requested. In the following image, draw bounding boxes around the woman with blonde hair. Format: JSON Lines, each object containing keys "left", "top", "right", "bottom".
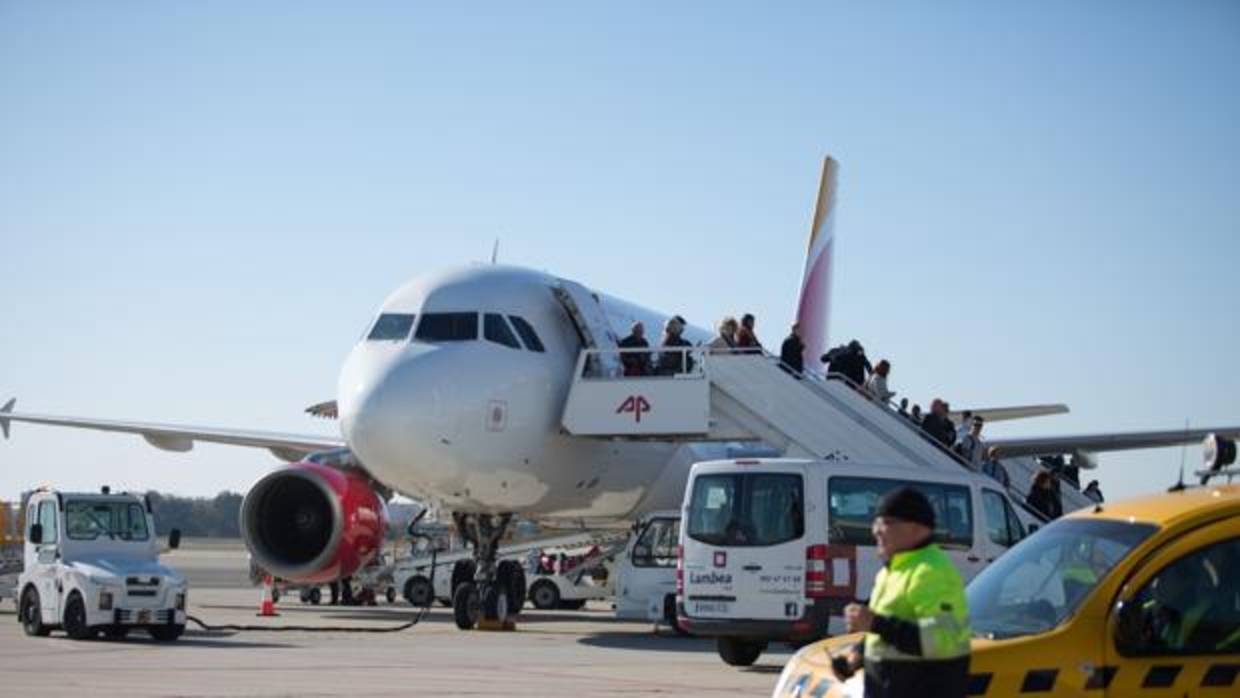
{"left": 864, "top": 359, "right": 895, "bottom": 403}
{"left": 707, "top": 316, "right": 738, "bottom": 352}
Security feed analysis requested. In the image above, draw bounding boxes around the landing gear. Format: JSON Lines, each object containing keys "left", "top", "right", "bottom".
{"left": 449, "top": 513, "right": 520, "bottom": 630}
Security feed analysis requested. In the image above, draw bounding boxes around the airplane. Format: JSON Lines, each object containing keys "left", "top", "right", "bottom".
{"left": 4, "top": 157, "right": 1238, "bottom": 630}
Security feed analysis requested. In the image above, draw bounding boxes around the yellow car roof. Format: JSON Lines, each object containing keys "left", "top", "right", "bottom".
{"left": 1067, "top": 482, "right": 1240, "bottom": 528}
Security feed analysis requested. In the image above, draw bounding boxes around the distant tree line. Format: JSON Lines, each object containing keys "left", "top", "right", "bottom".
{"left": 145, "top": 491, "right": 243, "bottom": 537}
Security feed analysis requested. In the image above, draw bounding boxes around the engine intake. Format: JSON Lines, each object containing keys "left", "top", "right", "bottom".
{"left": 241, "top": 461, "right": 386, "bottom": 583}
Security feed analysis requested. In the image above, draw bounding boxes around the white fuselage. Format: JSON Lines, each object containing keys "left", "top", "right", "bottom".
{"left": 337, "top": 265, "right": 725, "bottom": 524}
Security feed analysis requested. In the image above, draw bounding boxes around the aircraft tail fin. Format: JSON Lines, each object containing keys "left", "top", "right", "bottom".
{"left": 795, "top": 156, "right": 839, "bottom": 367}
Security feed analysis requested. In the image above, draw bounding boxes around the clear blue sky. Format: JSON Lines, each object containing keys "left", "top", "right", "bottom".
{"left": 2, "top": 2, "right": 1237, "bottom": 503}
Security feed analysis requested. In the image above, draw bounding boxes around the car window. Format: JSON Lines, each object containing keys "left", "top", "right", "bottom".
{"left": 983, "top": 490, "right": 1022, "bottom": 547}
{"left": 366, "top": 313, "right": 415, "bottom": 341}
{"left": 508, "top": 316, "right": 545, "bottom": 352}
{"left": 687, "top": 473, "right": 804, "bottom": 547}
{"left": 415, "top": 312, "right": 478, "bottom": 342}
{"left": 484, "top": 313, "right": 521, "bottom": 349}
{"left": 631, "top": 517, "right": 680, "bottom": 568}
{"left": 1117, "top": 536, "right": 1240, "bottom": 656}
{"left": 828, "top": 476, "right": 973, "bottom": 548}
{"left": 65, "top": 501, "right": 150, "bottom": 541}
{"left": 969, "top": 518, "right": 1156, "bottom": 640}
{"left": 37, "top": 500, "right": 58, "bottom": 544}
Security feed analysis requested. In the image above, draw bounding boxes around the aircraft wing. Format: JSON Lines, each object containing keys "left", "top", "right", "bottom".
{"left": 950, "top": 404, "right": 1069, "bottom": 423}
{"left": 989, "top": 426, "right": 1240, "bottom": 459}
{"left": 0, "top": 400, "right": 343, "bottom": 462}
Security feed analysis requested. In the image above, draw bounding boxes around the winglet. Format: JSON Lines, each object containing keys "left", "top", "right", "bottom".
{"left": 1, "top": 398, "right": 15, "bottom": 439}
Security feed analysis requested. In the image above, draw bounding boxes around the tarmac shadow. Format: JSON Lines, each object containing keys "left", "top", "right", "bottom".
{"left": 577, "top": 631, "right": 716, "bottom": 653}
{"left": 740, "top": 664, "right": 786, "bottom": 675}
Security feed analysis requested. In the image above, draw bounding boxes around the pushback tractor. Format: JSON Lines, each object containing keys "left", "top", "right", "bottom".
{"left": 17, "top": 487, "right": 187, "bottom": 641}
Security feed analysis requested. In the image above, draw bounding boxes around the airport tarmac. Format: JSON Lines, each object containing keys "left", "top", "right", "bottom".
{"left": 0, "top": 541, "right": 791, "bottom": 697}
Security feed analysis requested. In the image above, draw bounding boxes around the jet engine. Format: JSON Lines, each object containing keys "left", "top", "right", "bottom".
{"left": 240, "top": 461, "right": 387, "bottom": 584}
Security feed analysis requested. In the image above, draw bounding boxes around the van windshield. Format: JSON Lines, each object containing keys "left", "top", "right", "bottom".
{"left": 687, "top": 473, "right": 803, "bottom": 547}
{"left": 967, "top": 518, "right": 1156, "bottom": 639}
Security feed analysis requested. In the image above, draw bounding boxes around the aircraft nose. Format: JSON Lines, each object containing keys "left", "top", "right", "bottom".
{"left": 337, "top": 344, "right": 456, "bottom": 475}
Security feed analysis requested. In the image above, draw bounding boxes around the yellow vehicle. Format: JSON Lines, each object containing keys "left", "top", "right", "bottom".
{"left": 772, "top": 478, "right": 1240, "bottom": 697}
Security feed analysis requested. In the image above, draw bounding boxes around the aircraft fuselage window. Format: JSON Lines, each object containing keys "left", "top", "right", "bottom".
{"left": 508, "top": 315, "right": 545, "bottom": 353}
{"left": 367, "top": 313, "right": 416, "bottom": 341}
{"left": 415, "top": 312, "right": 479, "bottom": 342}
{"left": 484, "top": 313, "right": 521, "bottom": 349}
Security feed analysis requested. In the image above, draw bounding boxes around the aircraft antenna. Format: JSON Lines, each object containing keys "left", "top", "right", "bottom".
{"left": 491, "top": 238, "right": 500, "bottom": 265}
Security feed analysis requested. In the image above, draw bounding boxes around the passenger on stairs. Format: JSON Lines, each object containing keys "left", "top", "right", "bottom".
{"left": 707, "top": 316, "right": 739, "bottom": 352}
{"left": 1026, "top": 470, "right": 1063, "bottom": 520}
{"left": 920, "top": 399, "right": 957, "bottom": 448}
{"left": 657, "top": 316, "right": 694, "bottom": 375}
{"left": 618, "top": 321, "right": 651, "bottom": 376}
{"left": 1082, "top": 480, "right": 1104, "bottom": 504}
{"left": 955, "top": 410, "right": 974, "bottom": 444}
{"left": 864, "top": 360, "right": 896, "bottom": 403}
{"left": 897, "top": 397, "right": 910, "bottom": 419}
{"left": 779, "top": 323, "right": 805, "bottom": 376}
{"left": 980, "top": 447, "right": 1011, "bottom": 488}
{"left": 735, "top": 313, "right": 762, "bottom": 354}
{"left": 953, "top": 416, "right": 986, "bottom": 469}
{"left": 821, "top": 339, "right": 872, "bottom": 386}
{"left": 909, "top": 403, "right": 923, "bottom": 425}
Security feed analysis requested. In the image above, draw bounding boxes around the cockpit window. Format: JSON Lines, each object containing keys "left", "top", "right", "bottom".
{"left": 484, "top": 313, "right": 521, "bottom": 349}
{"left": 508, "top": 315, "right": 545, "bottom": 353}
{"left": 415, "top": 312, "right": 479, "bottom": 342}
{"left": 367, "top": 313, "right": 415, "bottom": 341}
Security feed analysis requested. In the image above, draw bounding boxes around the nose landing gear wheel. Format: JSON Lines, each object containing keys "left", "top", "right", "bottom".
{"left": 453, "top": 582, "right": 481, "bottom": 630}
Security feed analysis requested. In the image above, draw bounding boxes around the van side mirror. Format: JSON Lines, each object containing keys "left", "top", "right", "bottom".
{"left": 28, "top": 523, "right": 43, "bottom": 545}
{"left": 168, "top": 528, "right": 182, "bottom": 550}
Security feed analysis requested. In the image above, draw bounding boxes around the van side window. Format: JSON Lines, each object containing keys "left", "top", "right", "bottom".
{"left": 484, "top": 313, "right": 521, "bottom": 349}
{"left": 37, "top": 500, "right": 58, "bottom": 544}
{"left": 508, "top": 316, "right": 546, "bottom": 353}
{"left": 983, "top": 490, "right": 1022, "bottom": 547}
{"left": 827, "top": 476, "right": 973, "bottom": 548}
{"left": 632, "top": 518, "right": 680, "bottom": 568}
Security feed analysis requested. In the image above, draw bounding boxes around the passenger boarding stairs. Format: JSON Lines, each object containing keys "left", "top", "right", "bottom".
{"left": 560, "top": 347, "right": 1091, "bottom": 518}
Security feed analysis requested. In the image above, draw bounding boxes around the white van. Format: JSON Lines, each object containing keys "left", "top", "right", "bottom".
{"left": 678, "top": 459, "right": 1031, "bottom": 666}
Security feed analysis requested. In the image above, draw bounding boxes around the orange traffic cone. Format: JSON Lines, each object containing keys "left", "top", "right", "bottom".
{"left": 257, "top": 575, "right": 279, "bottom": 617}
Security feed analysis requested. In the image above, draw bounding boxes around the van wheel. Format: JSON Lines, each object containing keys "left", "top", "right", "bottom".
{"left": 63, "top": 592, "right": 95, "bottom": 640}
{"left": 148, "top": 624, "right": 184, "bottom": 642}
{"left": 716, "top": 636, "right": 764, "bottom": 666}
{"left": 529, "top": 580, "right": 560, "bottom": 610}
{"left": 307, "top": 587, "right": 322, "bottom": 605}
{"left": 20, "top": 587, "right": 51, "bottom": 637}
{"left": 405, "top": 576, "right": 433, "bottom": 607}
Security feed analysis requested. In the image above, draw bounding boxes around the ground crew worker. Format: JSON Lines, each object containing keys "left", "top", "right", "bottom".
{"left": 843, "top": 487, "right": 971, "bottom": 698}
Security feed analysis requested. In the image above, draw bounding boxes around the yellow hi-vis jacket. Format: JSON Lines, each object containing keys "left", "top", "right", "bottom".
{"left": 865, "top": 542, "right": 971, "bottom": 662}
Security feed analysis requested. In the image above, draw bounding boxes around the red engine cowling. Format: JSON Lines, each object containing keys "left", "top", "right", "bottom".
{"left": 240, "top": 461, "right": 386, "bottom": 584}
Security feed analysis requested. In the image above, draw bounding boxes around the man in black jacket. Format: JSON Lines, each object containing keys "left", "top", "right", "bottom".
{"left": 618, "top": 321, "right": 651, "bottom": 376}
{"left": 780, "top": 323, "right": 805, "bottom": 376}
{"left": 919, "top": 399, "right": 956, "bottom": 448}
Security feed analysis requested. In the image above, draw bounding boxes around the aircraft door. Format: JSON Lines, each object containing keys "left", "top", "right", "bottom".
{"left": 552, "top": 280, "right": 622, "bottom": 377}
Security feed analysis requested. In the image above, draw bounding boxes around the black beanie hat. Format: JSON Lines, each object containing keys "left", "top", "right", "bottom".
{"left": 876, "top": 487, "right": 936, "bottom": 529}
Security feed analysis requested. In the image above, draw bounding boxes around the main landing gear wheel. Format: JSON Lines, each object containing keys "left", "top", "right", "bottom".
{"left": 453, "top": 582, "right": 481, "bottom": 630}
{"left": 497, "top": 560, "right": 526, "bottom": 615}
{"left": 20, "top": 587, "right": 51, "bottom": 637}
